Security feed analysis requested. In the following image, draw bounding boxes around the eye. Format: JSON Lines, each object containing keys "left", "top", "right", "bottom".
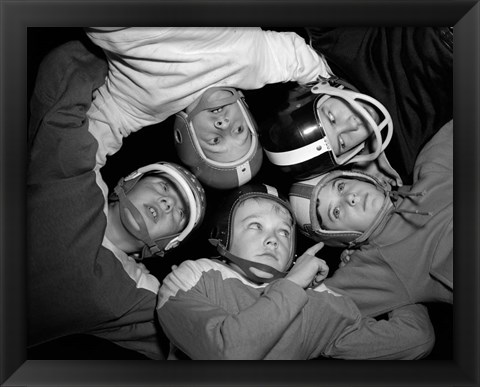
{"left": 339, "top": 136, "right": 346, "bottom": 149}
{"left": 333, "top": 207, "right": 341, "bottom": 219}
{"left": 233, "top": 125, "right": 245, "bottom": 134}
{"left": 337, "top": 181, "right": 345, "bottom": 193}
{"left": 208, "top": 137, "right": 221, "bottom": 145}
{"left": 158, "top": 182, "right": 168, "bottom": 192}
{"left": 178, "top": 208, "right": 185, "bottom": 219}
{"left": 279, "top": 229, "right": 291, "bottom": 238}
{"left": 248, "top": 222, "right": 262, "bottom": 230}
{"left": 328, "top": 111, "right": 335, "bottom": 124}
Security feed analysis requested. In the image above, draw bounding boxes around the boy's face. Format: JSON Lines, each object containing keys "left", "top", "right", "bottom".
{"left": 230, "top": 198, "right": 294, "bottom": 273}
{"left": 188, "top": 90, "right": 252, "bottom": 163}
{"left": 317, "top": 97, "right": 380, "bottom": 156}
{"left": 125, "top": 175, "right": 189, "bottom": 240}
{"left": 316, "top": 177, "right": 384, "bottom": 232}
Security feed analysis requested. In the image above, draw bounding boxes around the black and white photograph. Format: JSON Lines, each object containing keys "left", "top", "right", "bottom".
{"left": 1, "top": 1, "right": 479, "bottom": 386}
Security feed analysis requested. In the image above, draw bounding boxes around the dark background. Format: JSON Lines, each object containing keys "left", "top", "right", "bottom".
{"left": 26, "top": 27, "right": 452, "bottom": 361}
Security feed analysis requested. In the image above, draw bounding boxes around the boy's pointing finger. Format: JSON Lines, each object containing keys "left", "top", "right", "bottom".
{"left": 304, "top": 242, "right": 324, "bottom": 257}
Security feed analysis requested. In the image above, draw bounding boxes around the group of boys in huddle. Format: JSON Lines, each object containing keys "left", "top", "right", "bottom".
{"left": 28, "top": 27, "right": 452, "bottom": 360}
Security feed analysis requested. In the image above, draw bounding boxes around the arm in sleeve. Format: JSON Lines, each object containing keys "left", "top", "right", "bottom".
{"left": 323, "top": 303, "right": 435, "bottom": 360}
{"left": 251, "top": 29, "right": 331, "bottom": 85}
{"left": 83, "top": 27, "right": 331, "bottom": 164}
{"left": 157, "top": 263, "right": 309, "bottom": 360}
{"left": 324, "top": 252, "right": 410, "bottom": 318}
{"left": 414, "top": 119, "right": 453, "bottom": 177}
{"left": 28, "top": 40, "right": 108, "bottom": 182}
{"left": 91, "top": 304, "right": 167, "bottom": 360}
{"left": 86, "top": 27, "right": 330, "bottom": 87}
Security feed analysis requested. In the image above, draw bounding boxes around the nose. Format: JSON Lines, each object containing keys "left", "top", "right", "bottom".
{"left": 339, "top": 115, "right": 361, "bottom": 134}
{"left": 346, "top": 192, "right": 358, "bottom": 206}
{"left": 159, "top": 196, "right": 175, "bottom": 213}
{"left": 265, "top": 233, "right": 279, "bottom": 249}
{"left": 214, "top": 116, "right": 230, "bottom": 129}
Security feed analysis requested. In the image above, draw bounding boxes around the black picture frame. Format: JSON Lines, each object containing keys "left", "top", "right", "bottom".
{"left": 1, "top": 1, "right": 479, "bottom": 386}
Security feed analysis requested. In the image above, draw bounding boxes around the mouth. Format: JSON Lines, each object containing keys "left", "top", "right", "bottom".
{"left": 259, "top": 252, "right": 277, "bottom": 260}
{"left": 144, "top": 204, "right": 159, "bottom": 223}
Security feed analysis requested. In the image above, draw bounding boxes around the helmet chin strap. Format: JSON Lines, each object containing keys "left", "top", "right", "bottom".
{"left": 209, "top": 239, "right": 288, "bottom": 284}
{"left": 114, "top": 185, "right": 178, "bottom": 259}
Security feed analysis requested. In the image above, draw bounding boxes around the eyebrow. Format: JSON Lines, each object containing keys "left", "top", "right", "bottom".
{"left": 239, "top": 214, "right": 292, "bottom": 229}
{"left": 240, "top": 214, "right": 260, "bottom": 223}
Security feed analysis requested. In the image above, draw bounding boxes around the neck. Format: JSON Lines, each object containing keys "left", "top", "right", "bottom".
{"left": 106, "top": 202, "right": 143, "bottom": 254}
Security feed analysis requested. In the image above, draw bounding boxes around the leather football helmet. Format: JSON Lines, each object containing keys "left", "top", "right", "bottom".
{"left": 209, "top": 183, "right": 297, "bottom": 283}
{"left": 174, "top": 87, "right": 263, "bottom": 190}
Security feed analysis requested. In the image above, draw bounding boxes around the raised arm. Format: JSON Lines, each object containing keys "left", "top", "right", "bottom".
{"left": 27, "top": 39, "right": 164, "bottom": 359}
{"left": 84, "top": 27, "right": 331, "bottom": 166}
{"left": 28, "top": 39, "right": 107, "bottom": 182}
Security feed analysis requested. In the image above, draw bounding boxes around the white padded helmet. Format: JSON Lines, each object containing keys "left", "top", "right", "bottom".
{"left": 110, "top": 162, "right": 207, "bottom": 258}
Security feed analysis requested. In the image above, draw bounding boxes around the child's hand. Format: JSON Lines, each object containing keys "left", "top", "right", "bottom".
{"left": 285, "top": 242, "right": 329, "bottom": 289}
{"left": 339, "top": 249, "right": 353, "bottom": 268}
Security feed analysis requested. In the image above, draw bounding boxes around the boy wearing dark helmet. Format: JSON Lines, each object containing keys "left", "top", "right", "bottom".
{"left": 262, "top": 78, "right": 400, "bottom": 186}
{"left": 306, "top": 27, "right": 453, "bottom": 186}
{"left": 289, "top": 120, "right": 453, "bottom": 318}
{"left": 28, "top": 40, "right": 206, "bottom": 359}
{"left": 263, "top": 27, "right": 452, "bottom": 186}
{"left": 157, "top": 183, "right": 434, "bottom": 360}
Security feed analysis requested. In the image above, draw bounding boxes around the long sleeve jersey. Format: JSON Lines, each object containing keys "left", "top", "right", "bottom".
{"left": 85, "top": 27, "right": 330, "bottom": 166}
{"left": 325, "top": 120, "right": 453, "bottom": 317}
{"left": 307, "top": 27, "right": 453, "bottom": 184}
{"left": 157, "top": 258, "right": 434, "bottom": 360}
{"left": 27, "top": 40, "right": 165, "bottom": 359}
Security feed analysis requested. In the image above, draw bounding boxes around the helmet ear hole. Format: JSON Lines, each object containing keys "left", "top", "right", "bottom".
{"left": 174, "top": 128, "right": 183, "bottom": 144}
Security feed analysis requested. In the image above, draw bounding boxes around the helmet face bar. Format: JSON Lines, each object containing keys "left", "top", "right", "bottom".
{"left": 174, "top": 87, "right": 263, "bottom": 190}
{"left": 311, "top": 81, "right": 393, "bottom": 164}
{"left": 263, "top": 79, "right": 393, "bottom": 180}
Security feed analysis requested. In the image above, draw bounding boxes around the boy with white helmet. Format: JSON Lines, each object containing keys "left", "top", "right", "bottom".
{"left": 85, "top": 27, "right": 331, "bottom": 189}
{"left": 28, "top": 40, "right": 206, "bottom": 358}
{"left": 157, "top": 183, "right": 434, "bottom": 360}
{"left": 289, "top": 120, "right": 453, "bottom": 318}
